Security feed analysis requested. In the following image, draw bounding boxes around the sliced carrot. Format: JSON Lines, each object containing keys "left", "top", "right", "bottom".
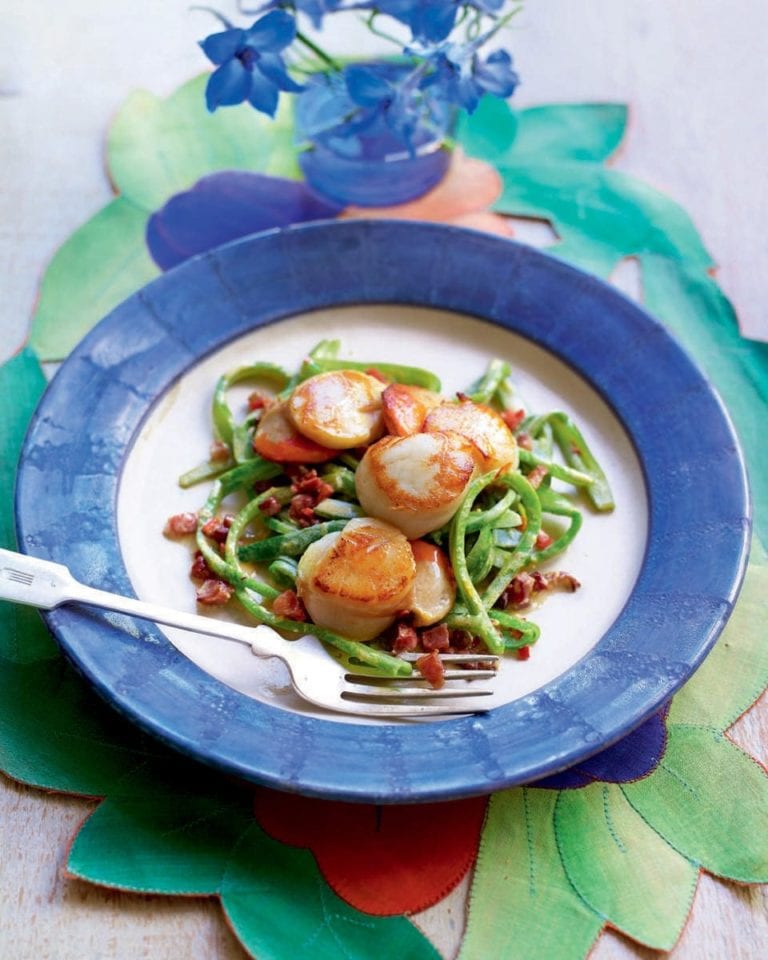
{"left": 382, "top": 382, "right": 442, "bottom": 436}
{"left": 253, "top": 402, "right": 336, "bottom": 463}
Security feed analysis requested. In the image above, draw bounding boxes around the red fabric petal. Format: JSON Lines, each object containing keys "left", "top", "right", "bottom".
{"left": 254, "top": 788, "right": 488, "bottom": 916}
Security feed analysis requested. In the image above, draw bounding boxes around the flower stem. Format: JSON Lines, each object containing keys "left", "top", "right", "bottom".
{"left": 295, "top": 30, "right": 341, "bottom": 71}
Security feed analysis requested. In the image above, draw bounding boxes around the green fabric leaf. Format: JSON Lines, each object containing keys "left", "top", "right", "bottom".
{"left": 0, "top": 655, "right": 165, "bottom": 795}
{"left": 555, "top": 784, "right": 698, "bottom": 949}
{"left": 669, "top": 541, "right": 768, "bottom": 728}
{"left": 495, "top": 163, "right": 713, "bottom": 268}
{"left": 69, "top": 780, "right": 254, "bottom": 894}
{"left": 222, "top": 822, "right": 441, "bottom": 960}
{"left": 641, "top": 255, "right": 768, "bottom": 548}
{"left": 108, "top": 75, "right": 300, "bottom": 212}
{"left": 0, "top": 349, "right": 55, "bottom": 663}
{"left": 459, "top": 789, "right": 603, "bottom": 960}
{"left": 457, "top": 101, "right": 627, "bottom": 166}
{"left": 28, "top": 197, "right": 159, "bottom": 362}
{"left": 623, "top": 725, "right": 768, "bottom": 882}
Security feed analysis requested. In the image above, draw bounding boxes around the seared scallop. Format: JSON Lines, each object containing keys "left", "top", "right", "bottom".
{"left": 296, "top": 518, "right": 416, "bottom": 641}
{"left": 423, "top": 400, "right": 519, "bottom": 473}
{"left": 288, "top": 370, "right": 386, "bottom": 449}
{"left": 355, "top": 431, "right": 479, "bottom": 539}
{"left": 408, "top": 540, "right": 456, "bottom": 627}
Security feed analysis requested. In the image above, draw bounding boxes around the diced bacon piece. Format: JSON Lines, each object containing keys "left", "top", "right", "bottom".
{"left": 420, "top": 623, "right": 450, "bottom": 652}
{"left": 258, "top": 496, "right": 282, "bottom": 517}
{"left": 289, "top": 493, "right": 318, "bottom": 527}
{"left": 272, "top": 589, "right": 308, "bottom": 622}
{"left": 201, "top": 515, "right": 233, "bottom": 543}
{"left": 164, "top": 512, "right": 198, "bottom": 538}
{"left": 516, "top": 645, "right": 531, "bottom": 660}
{"left": 190, "top": 551, "right": 215, "bottom": 582}
{"left": 535, "top": 531, "right": 554, "bottom": 550}
{"left": 393, "top": 621, "right": 419, "bottom": 653}
{"left": 516, "top": 432, "right": 533, "bottom": 451}
{"left": 209, "top": 439, "right": 231, "bottom": 462}
{"left": 291, "top": 469, "right": 334, "bottom": 503}
{"left": 502, "top": 408, "right": 526, "bottom": 431}
{"left": 527, "top": 465, "right": 549, "bottom": 490}
{"left": 416, "top": 649, "right": 446, "bottom": 689}
{"left": 196, "top": 579, "right": 232, "bottom": 605}
{"left": 247, "top": 390, "right": 272, "bottom": 411}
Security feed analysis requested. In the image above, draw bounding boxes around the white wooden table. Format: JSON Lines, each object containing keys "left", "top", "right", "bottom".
{"left": 1, "top": 2, "right": 766, "bottom": 957}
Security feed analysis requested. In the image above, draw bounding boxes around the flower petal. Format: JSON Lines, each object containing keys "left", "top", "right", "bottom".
{"left": 244, "top": 9, "right": 297, "bottom": 53}
{"left": 205, "top": 60, "right": 251, "bottom": 112}
{"left": 199, "top": 27, "right": 245, "bottom": 66}
{"left": 412, "top": 0, "right": 459, "bottom": 42}
{"left": 258, "top": 53, "right": 304, "bottom": 93}
{"left": 247, "top": 69, "right": 279, "bottom": 117}
{"left": 344, "top": 65, "right": 393, "bottom": 107}
{"left": 474, "top": 49, "right": 520, "bottom": 99}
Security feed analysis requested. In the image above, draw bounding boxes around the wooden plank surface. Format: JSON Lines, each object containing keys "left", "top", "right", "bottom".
{"left": 1, "top": 2, "right": 766, "bottom": 957}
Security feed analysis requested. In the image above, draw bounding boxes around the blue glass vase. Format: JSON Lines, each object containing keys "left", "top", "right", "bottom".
{"left": 295, "top": 67, "right": 452, "bottom": 208}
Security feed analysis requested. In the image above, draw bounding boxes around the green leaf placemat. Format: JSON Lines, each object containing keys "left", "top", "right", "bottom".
{"left": 4, "top": 89, "right": 767, "bottom": 960}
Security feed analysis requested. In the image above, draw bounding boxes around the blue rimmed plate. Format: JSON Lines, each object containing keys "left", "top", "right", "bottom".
{"left": 15, "top": 220, "right": 750, "bottom": 802}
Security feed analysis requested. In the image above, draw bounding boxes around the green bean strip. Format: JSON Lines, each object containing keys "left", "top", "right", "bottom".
{"left": 231, "top": 586, "right": 412, "bottom": 676}
{"left": 238, "top": 519, "right": 348, "bottom": 563}
{"left": 466, "top": 526, "right": 495, "bottom": 582}
{"left": 525, "top": 412, "right": 614, "bottom": 511}
{"left": 536, "top": 489, "right": 584, "bottom": 563}
{"left": 481, "top": 471, "right": 543, "bottom": 610}
{"left": 178, "top": 457, "right": 235, "bottom": 489}
{"left": 464, "top": 486, "right": 517, "bottom": 532}
{"left": 465, "top": 359, "right": 511, "bottom": 405}
{"left": 212, "top": 362, "right": 289, "bottom": 447}
{"left": 449, "top": 472, "right": 507, "bottom": 655}
{"left": 518, "top": 449, "right": 595, "bottom": 488}
{"left": 268, "top": 557, "right": 298, "bottom": 589}
{"left": 492, "top": 611, "right": 541, "bottom": 648}
{"left": 302, "top": 337, "right": 442, "bottom": 391}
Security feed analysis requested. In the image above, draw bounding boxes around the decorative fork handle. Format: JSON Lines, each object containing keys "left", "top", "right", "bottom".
{"left": 0, "top": 548, "right": 288, "bottom": 659}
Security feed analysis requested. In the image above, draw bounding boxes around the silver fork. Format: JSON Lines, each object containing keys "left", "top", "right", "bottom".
{"left": 0, "top": 548, "right": 497, "bottom": 718}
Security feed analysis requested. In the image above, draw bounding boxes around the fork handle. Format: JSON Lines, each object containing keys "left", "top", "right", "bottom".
{"left": 0, "top": 548, "right": 288, "bottom": 659}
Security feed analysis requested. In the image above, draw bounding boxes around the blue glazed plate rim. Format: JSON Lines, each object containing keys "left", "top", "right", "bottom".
{"left": 15, "top": 220, "right": 751, "bottom": 803}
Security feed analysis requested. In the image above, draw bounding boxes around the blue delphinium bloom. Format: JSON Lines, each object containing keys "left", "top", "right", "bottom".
{"left": 200, "top": 10, "right": 303, "bottom": 116}
{"left": 423, "top": 44, "right": 519, "bottom": 113}
{"left": 258, "top": 0, "right": 346, "bottom": 30}
{"left": 377, "top": 0, "right": 507, "bottom": 43}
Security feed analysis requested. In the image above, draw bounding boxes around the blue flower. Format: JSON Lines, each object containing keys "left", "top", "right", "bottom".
{"left": 200, "top": 10, "right": 303, "bottom": 117}
{"left": 377, "top": 0, "right": 507, "bottom": 43}
{"left": 423, "top": 45, "right": 519, "bottom": 113}
{"left": 258, "top": 0, "right": 346, "bottom": 30}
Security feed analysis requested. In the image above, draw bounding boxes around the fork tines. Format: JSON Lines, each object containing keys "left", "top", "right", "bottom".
{"left": 342, "top": 651, "right": 498, "bottom": 703}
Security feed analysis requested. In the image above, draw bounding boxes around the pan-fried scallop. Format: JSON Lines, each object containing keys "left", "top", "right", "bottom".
{"left": 296, "top": 518, "right": 415, "bottom": 641}
{"left": 423, "top": 400, "right": 519, "bottom": 473}
{"left": 288, "top": 370, "right": 386, "bottom": 449}
{"left": 381, "top": 382, "right": 443, "bottom": 436}
{"left": 355, "top": 431, "right": 479, "bottom": 539}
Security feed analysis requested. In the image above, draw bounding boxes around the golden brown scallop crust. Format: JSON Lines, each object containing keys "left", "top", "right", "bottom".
{"left": 302, "top": 519, "right": 415, "bottom": 613}
{"left": 288, "top": 369, "right": 386, "bottom": 449}
{"left": 423, "top": 400, "right": 519, "bottom": 472}
{"left": 358, "top": 431, "right": 478, "bottom": 513}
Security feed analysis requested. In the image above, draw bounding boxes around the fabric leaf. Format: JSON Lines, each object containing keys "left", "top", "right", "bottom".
{"left": 459, "top": 789, "right": 603, "bottom": 960}
{"left": 108, "top": 75, "right": 300, "bottom": 212}
{"left": 28, "top": 197, "right": 158, "bottom": 362}
{"left": 68, "top": 784, "right": 254, "bottom": 894}
{"left": 669, "top": 541, "right": 768, "bottom": 728}
{"left": 457, "top": 100, "right": 627, "bottom": 167}
{"left": 222, "top": 822, "right": 441, "bottom": 960}
{"left": 641, "top": 255, "right": 768, "bottom": 548}
{"left": 0, "top": 349, "right": 55, "bottom": 663}
{"left": 622, "top": 725, "right": 768, "bottom": 882}
{"left": 555, "top": 783, "right": 698, "bottom": 949}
